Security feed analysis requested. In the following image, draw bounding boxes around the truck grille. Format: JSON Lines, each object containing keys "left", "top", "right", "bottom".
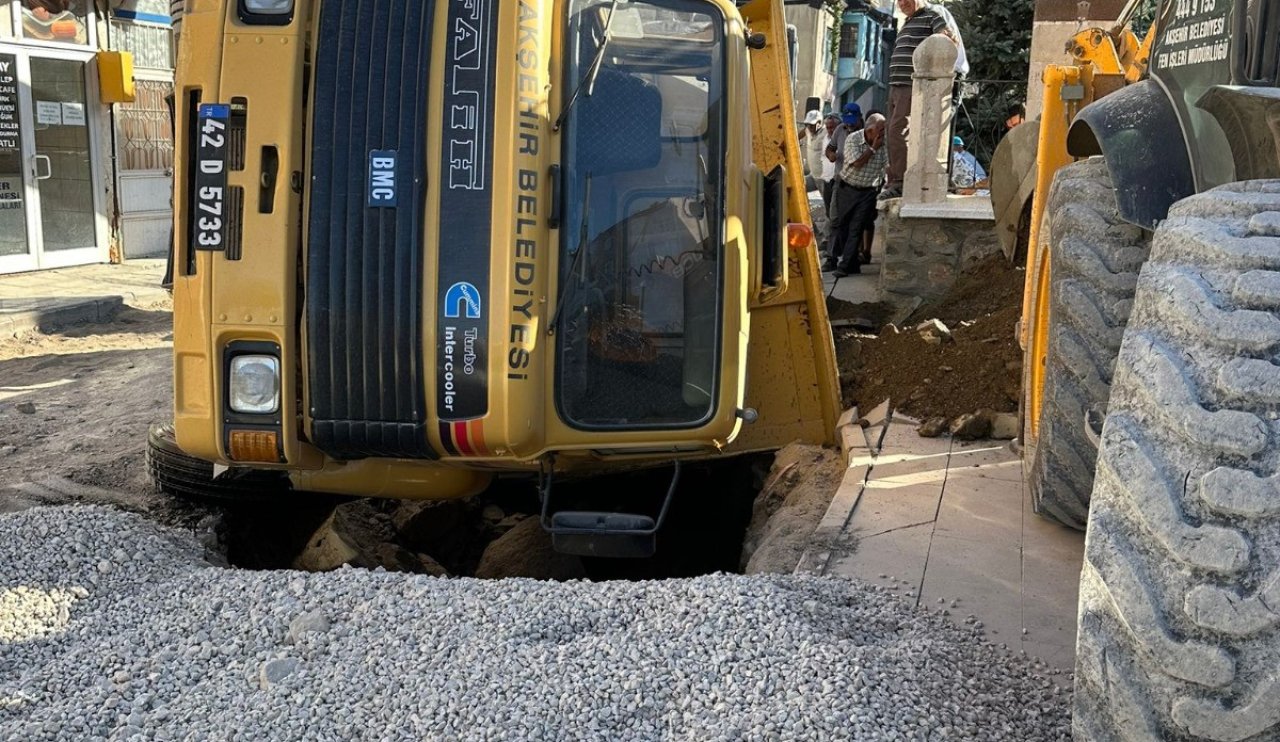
{"left": 305, "top": 0, "right": 436, "bottom": 459}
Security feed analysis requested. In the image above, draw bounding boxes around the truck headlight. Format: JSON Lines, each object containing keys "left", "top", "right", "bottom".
{"left": 239, "top": 0, "right": 293, "bottom": 23}
{"left": 244, "top": 0, "right": 292, "bottom": 12}
{"left": 229, "top": 355, "right": 280, "bottom": 414}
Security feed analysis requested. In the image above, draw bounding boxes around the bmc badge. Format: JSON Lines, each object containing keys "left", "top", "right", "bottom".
{"left": 367, "top": 150, "right": 397, "bottom": 207}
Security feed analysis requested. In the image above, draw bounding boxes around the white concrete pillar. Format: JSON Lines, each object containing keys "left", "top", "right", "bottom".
{"left": 902, "top": 35, "right": 957, "bottom": 205}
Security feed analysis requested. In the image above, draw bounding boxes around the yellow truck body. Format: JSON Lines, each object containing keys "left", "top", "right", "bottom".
{"left": 168, "top": 0, "right": 839, "bottom": 504}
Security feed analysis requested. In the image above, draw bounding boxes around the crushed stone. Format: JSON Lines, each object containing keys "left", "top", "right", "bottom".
{"left": 1, "top": 505, "right": 1070, "bottom": 740}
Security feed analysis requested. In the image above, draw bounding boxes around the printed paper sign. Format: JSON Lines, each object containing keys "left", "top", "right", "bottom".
{"left": 35, "top": 101, "right": 61, "bottom": 126}
{"left": 0, "top": 179, "right": 22, "bottom": 211}
{"left": 60, "top": 102, "right": 85, "bottom": 126}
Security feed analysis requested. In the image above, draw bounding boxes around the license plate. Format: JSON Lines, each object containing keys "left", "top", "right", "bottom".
{"left": 192, "top": 103, "right": 230, "bottom": 251}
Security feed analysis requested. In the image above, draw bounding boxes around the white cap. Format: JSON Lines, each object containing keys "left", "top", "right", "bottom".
{"left": 803, "top": 110, "right": 822, "bottom": 125}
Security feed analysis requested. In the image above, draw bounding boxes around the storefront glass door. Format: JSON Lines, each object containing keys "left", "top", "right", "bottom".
{"left": 0, "top": 45, "right": 105, "bottom": 274}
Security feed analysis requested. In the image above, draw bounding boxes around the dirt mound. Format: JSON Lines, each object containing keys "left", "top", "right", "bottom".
{"left": 905, "top": 253, "right": 1023, "bottom": 326}
{"left": 474, "top": 516, "right": 587, "bottom": 580}
{"left": 837, "top": 253, "right": 1024, "bottom": 424}
{"left": 740, "top": 443, "right": 845, "bottom": 575}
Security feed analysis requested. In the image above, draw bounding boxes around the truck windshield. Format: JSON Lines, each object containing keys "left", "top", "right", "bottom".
{"left": 555, "top": 0, "right": 726, "bottom": 430}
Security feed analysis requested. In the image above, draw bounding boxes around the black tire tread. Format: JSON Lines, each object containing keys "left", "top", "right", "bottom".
{"left": 1030, "top": 158, "right": 1152, "bottom": 530}
{"left": 147, "top": 423, "right": 288, "bottom": 503}
{"left": 1073, "top": 181, "right": 1280, "bottom": 741}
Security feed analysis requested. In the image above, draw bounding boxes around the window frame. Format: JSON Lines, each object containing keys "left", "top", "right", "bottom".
{"left": 7, "top": 0, "right": 98, "bottom": 51}
{"left": 552, "top": 0, "right": 731, "bottom": 433}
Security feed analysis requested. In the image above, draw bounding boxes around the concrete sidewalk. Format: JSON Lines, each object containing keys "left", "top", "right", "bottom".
{"left": 812, "top": 190, "right": 882, "bottom": 309}
{"left": 819, "top": 228, "right": 881, "bottom": 308}
{"left": 823, "top": 265, "right": 881, "bottom": 309}
{"left": 799, "top": 407, "right": 1085, "bottom": 672}
{"left": 0, "top": 260, "right": 169, "bottom": 336}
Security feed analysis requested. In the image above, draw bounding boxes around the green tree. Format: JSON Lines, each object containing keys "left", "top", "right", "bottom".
{"left": 945, "top": 0, "right": 1034, "bottom": 166}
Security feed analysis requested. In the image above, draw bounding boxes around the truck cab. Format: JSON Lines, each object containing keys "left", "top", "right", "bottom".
{"left": 166, "top": 0, "right": 839, "bottom": 529}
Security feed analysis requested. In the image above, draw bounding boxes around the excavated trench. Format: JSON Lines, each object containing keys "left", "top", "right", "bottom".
{"left": 213, "top": 458, "right": 769, "bottom": 581}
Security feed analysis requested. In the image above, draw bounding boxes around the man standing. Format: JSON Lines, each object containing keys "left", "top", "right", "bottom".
{"left": 824, "top": 114, "right": 888, "bottom": 277}
{"left": 824, "top": 102, "right": 863, "bottom": 175}
{"left": 931, "top": 2, "right": 968, "bottom": 79}
{"left": 801, "top": 110, "right": 825, "bottom": 192}
{"left": 819, "top": 113, "right": 840, "bottom": 215}
{"left": 822, "top": 103, "right": 862, "bottom": 258}
{"left": 883, "top": 0, "right": 953, "bottom": 200}
{"left": 802, "top": 110, "right": 837, "bottom": 256}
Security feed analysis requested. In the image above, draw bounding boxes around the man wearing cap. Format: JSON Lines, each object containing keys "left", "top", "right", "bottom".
{"left": 883, "top": 0, "right": 956, "bottom": 199}
{"left": 825, "top": 114, "right": 888, "bottom": 277}
{"left": 801, "top": 110, "right": 826, "bottom": 193}
{"left": 950, "top": 136, "right": 986, "bottom": 190}
{"left": 824, "top": 105, "right": 865, "bottom": 206}
{"left": 821, "top": 103, "right": 864, "bottom": 258}
{"left": 825, "top": 103, "right": 864, "bottom": 172}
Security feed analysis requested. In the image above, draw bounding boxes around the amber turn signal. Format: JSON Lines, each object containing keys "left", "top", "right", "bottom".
{"left": 227, "top": 430, "right": 280, "bottom": 463}
{"left": 786, "top": 223, "right": 813, "bottom": 250}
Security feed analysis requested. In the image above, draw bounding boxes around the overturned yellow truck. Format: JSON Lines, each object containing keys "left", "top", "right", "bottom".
{"left": 153, "top": 0, "right": 841, "bottom": 556}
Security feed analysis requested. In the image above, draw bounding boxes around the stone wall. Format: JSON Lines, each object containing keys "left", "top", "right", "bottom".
{"left": 877, "top": 199, "right": 1001, "bottom": 304}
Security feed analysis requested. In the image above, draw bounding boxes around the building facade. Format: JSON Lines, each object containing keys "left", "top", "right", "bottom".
{"left": 0, "top": 0, "right": 174, "bottom": 275}
{"left": 785, "top": 0, "right": 892, "bottom": 122}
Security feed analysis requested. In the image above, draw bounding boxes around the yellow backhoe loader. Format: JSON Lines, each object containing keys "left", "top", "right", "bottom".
{"left": 989, "top": 0, "right": 1155, "bottom": 529}
{"left": 152, "top": 0, "right": 841, "bottom": 558}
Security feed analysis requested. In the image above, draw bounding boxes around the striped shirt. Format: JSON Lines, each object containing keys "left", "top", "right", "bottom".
{"left": 889, "top": 7, "right": 947, "bottom": 86}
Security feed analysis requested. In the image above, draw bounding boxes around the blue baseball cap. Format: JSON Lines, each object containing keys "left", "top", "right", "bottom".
{"left": 841, "top": 102, "right": 863, "bottom": 125}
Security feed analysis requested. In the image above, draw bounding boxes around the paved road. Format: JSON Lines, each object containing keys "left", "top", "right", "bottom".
{"left": 799, "top": 407, "right": 1085, "bottom": 673}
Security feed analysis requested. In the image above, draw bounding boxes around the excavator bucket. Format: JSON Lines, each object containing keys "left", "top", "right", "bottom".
{"left": 989, "top": 121, "right": 1040, "bottom": 262}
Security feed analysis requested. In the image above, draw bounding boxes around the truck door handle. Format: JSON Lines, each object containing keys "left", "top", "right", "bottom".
{"left": 32, "top": 154, "right": 52, "bottom": 180}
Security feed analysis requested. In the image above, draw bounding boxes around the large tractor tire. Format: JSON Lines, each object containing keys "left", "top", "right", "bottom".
{"left": 1027, "top": 158, "right": 1151, "bottom": 529}
{"left": 147, "top": 423, "right": 288, "bottom": 502}
{"left": 1074, "top": 181, "right": 1280, "bottom": 741}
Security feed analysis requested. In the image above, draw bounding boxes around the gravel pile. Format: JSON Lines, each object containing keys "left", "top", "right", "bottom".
{"left": 1, "top": 506, "right": 1070, "bottom": 740}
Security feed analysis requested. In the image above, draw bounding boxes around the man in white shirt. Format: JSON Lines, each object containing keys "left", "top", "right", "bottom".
{"left": 818, "top": 113, "right": 839, "bottom": 214}
{"left": 802, "top": 110, "right": 825, "bottom": 192}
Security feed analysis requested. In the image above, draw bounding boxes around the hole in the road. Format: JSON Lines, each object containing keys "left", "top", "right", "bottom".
{"left": 213, "top": 457, "right": 769, "bottom": 581}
